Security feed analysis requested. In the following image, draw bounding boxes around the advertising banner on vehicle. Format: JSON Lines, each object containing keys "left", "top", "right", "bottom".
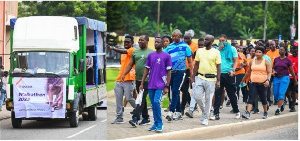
{"left": 13, "top": 77, "right": 66, "bottom": 118}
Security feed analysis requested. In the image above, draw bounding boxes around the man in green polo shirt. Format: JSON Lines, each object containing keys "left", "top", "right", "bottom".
{"left": 121, "top": 35, "right": 153, "bottom": 127}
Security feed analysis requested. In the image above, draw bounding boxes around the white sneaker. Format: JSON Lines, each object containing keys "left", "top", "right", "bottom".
{"left": 209, "top": 115, "right": 215, "bottom": 120}
{"left": 200, "top": 114, "right": 205, "bottom": 121}
{"left": 235, "top": 112, "right": 241, "bottom": 119}
{"left": 166, "top": 112, "right": 173, "bottom": 121}
{"left": 173, "top": 112, "right": 183, "bottom": 120}
{"left": 202, "top": 119, "right": 208, "bottom": 126}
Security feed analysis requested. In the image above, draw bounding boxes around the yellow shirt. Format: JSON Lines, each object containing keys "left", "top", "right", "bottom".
{"left": 195, "top": 48, "right": 221, "bottom": 81}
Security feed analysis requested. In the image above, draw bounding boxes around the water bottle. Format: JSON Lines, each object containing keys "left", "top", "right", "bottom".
{"left": 279, "top": 34, "right": 282, "bottom": 43}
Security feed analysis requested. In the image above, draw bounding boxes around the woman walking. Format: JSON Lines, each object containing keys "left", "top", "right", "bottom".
{"left": 241, "top": 47, "right": 272, "bottom": 119}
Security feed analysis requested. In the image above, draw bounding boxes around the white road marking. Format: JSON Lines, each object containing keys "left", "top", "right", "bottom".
{"left": 67, "top": 125, "right": 97, "bottom": 139}
{"left": 101, "top": 119, "right": 107, "bottom": 122}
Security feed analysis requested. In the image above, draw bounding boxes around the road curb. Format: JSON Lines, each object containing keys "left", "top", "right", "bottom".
{"left": 121, "top": 112, "right": 298, "bottom": 140}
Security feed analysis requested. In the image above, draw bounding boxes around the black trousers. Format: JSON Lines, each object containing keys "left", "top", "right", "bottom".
{"left": 214, "top": 73, "right": 239, "bottom": 115}
{"left": 132, "top": 81, "right": 149, "bottom": 120}
{"left": 248, "top": 82, "right": 268, "bottom": 105}
{"left": 86, "top": 68, "right": 94, "bottom": 85}
{"left": 235, "top": 74, "right": 246, "bottom": 100}
{"left": 267, "top": 76, "right": 274, "bottom": 103}
{"left": 181, "top": 70, "right": 191, "bottom": 113}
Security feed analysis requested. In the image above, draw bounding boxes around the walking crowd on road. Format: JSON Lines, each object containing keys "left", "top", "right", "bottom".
{"left": 107, "top": 29, "right": 298, "bottom": 133}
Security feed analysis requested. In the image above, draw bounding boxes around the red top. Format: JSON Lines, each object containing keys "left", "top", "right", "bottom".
{"left": 288, "top": 55, "right": 298, "bottom": 79}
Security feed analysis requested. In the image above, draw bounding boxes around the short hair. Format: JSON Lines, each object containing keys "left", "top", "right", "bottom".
{"left": 205, "top": 35, "right": 215, "bottom": 42}
{"left": 219, "top": 34, "right": 227, "bottom": 39}
{"left": 142, "top": 35, "right": 149, "bottom": 41}
{"left": 291, "top": 46, "right": 298, "bottom": 50}
{"left": 184, "top": 29, "right": 195, "bottom": 38}
{"left": 125, "top": 35, "right": 134, "bottom": 43}
{"left": 198, "top": 38, "right": 204, "bottom": 41}
{"left": 172, "top": 29, "right": 182, "bottom": 36}
{"left": 3, "top": 71, "right": 8, "bottom": 76}
{"left": 255, "top": 46, "right": 265, "bottom": 53}
{"left": 265, "top": 42, "right": 270, "bottom": 47}
{"left": 162, "top": 35, "right": 172, "bottom": 43}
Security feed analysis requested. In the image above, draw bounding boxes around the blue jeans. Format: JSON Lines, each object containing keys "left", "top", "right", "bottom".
{"left": 148, "top": 89, "right": 163, "bottom": 126}
{"left": 273, "top": 75, "right": 290, "bottom": 101}
{"left": 0, "top": 89, "right": 6, "bottom": 107}
{"left": 170, "top": 72, "right": 185, "bottom": 113}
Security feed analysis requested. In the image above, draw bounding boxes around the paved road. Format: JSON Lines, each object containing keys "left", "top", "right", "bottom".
{"left": 107, "top": 90, "right": 298, "bottom": 140}
{"left": 0, "top": 109, "right": 107, "bottom": 140}
{"left": 215, "top": 123, "right": 298, "bottom": 140}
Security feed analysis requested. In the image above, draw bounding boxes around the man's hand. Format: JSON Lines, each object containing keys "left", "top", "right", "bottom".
{"left": 215, "top": 81, "right": 220, "bottom": 89}
{"left": 263, "top": 80, "right": 269, "bottom": 87}
{"left": 121, "top": 74, "right": 125, "bottom": 82}
{"left": 190, "top": 77, "right": 194, "bottom": 84}
{"left": 139, "top": 85, "right": 144, "bottom": 92}
{"left": 229, "top": 71, "right": 235, "bottom": 77}
{"left": 106, "top": 44, "right": 114, "bottom": 50}
{"left": 163, "top": 87, "right": 169, "bottom": 95}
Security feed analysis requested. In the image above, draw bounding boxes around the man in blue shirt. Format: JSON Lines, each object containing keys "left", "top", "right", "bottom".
{"left": 164, "top": 29, "right": 193, "bottom": 121}
{"left": 211, "top": 34, "right": 241, "bottom": 120}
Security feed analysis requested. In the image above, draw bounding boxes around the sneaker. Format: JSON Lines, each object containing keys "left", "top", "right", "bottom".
{"left": 148, "top": 124, "right": 157, "bottom": 131}
{"left": 275, "top": 109, "right": 280, "bottom": 115}
{"left": 290, "top": 106, "right": 296, "bottom": 112}
{"left": 262, "top": 112, "right": 268, "bottom": 119}
{"left": 226, "top": 101, "right": 231, "bottom": 107}
{"left": 202, "top": 119, "right": 209, "bottom": 126}
{"left": 252, "top": 109, "right": 260, "bottom": 114}
{"left": 220, "top": 105, "right": 223, "bottom": 109}
{"left": 129, "top": 117, "right": 138, "bottom": 127}
{"left": 200, "top": 114, "right": 205, "bottom": 122}
{"left": 281, "top": 101, "right": 286, "bottom": 112}
{"left": 173, "top": 112, "right": 183, "bottom": 120}
{"left": 166, "top": 112, "right": 173, "bottom": 121}
{"left": 111, "top": 117, "right": 124, "bottom": 124}
{"left": 242, "top": 111, "right": 250, "bottom": 119}
{"left": 139, "top": 118, "right": 151, "bottom": 125}
{"left": 164, "top": 107, "right": 170, "bottom": 112}
{"left": 185, "top": 110, "right": 193, "bottom": 118}
{"left": 156, "top": 124, "right": 163, "bottom": 132}
{"left": 209, "top": 114, "right": 220, "bottom": 120}
{"left": 235, "top": 112, "right": 241, "bottom": 119}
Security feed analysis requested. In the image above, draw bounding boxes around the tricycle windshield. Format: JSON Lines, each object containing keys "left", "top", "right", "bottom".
{"left": 12, "top": 52, "right": 70, "bottom": 77}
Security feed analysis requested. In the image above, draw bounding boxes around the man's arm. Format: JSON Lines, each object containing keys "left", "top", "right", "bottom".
{"left": 121, "top": 58, "right": 135, "bottom": 81}
{"left": 139, "top": 68, "right": 149, "bottom": 91}
{"left": 187, "top": 56, "right": 193, "bottom": 82}
{"left": 216, "top": 64, "right": 221, "bottom": 89}
{"left": 192, "top": 61, "right": 199, "bottom": 83}
{"left": 106, "top": 44, "right": 128, "bottom": 54}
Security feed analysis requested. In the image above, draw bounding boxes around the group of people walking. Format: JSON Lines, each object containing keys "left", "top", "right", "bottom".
{"left": 107, "top": 29, "right": 298, "bottom": 132}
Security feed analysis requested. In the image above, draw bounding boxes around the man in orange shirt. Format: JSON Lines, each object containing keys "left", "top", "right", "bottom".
{"left": 266, "top": 41, "right": 280, "bottom": 105}
{"left": 182, "top": 30, "right": 198, "bottom": 117}
{"left": 107, "top": 35, "right": 137, "bottom": 124}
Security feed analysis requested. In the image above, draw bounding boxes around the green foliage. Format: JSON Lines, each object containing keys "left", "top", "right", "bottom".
{"left": 106, "top": 68, "right": 119, "bottom": 91}
{"left": 107, "top": 1, "right": 298, "bottom": 40}
{"left": 18, "top": 1, "right": 106, "bottom": 21}
{"left": 238, "top": 26, "right": 255, "bottom": 40}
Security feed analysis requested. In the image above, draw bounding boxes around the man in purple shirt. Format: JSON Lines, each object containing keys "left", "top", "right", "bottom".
{"left": 140, "top": 37, "right": 172, "bottom": 132}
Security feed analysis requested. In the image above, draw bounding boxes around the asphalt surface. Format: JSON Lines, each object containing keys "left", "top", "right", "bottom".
{"left": 0, "top": 108, "right": 107, "bottom": 140}
{"left": 215, "top": 123, "right": 298, "bottom": 140}
{"left": 106, "top": 90, "right": 298, "bottom": 140}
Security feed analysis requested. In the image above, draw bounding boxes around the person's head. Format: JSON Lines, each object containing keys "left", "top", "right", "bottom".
{"left": 138, "top": 35, "right": 149, "bottom": 49}
{"left": 265, "top": 42, "right": 270, "bottom": 53}
{"left": 257, "top": 41, "right": 264, "bottom": 47}
{"left": 172, "top": 29, "right": 182, "bottom": 43}
{"left": 86, "top": 49, "right": 90, "bottom": 53}
{"left": 219, "top": 34, "right": 228, "bottom": 45}
{"left": 154, "top": 38, "right": 163, "bottom": 50}
{"left": 183, "top": 33, "right": 192, "bottom": 45}
{"left": 270, "top": 41, "right": 276, "bottom": 51}
{"left": 249, "top": 47, "right": 255, "bottom": 58}
{"left": 124, "top": 35, "right": 134, "bottom": 49}
{"left": 279, "top": 46, "right": 288, "bottom": 57}
{"left": 240, "top": 40, "right": 243, "bottom": 46}
{"left": 3, "top": 71, "right": 8, "bottom": 77}
{"left": 162, "top": 35, "right": 172, "bottom": 47}
{"left": 231, "top": 39, "right": 237, "bottom": 46}
{"left": 246, "top": 39, "right": 251, "bottom": 45}
{"left": 198, "top": 38, "right": 204, "bottom": 48}
{"left": 290, "top": 46, "right": 298, "bottom": 57}
{"left": 274, "top": 37, "right": 279, "bottom": 46}
{"left": 255, "top": 46, "right": 265, "bottom": 59}
{"left": 204, "top": 35, "right": 214, "bottom": 48}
